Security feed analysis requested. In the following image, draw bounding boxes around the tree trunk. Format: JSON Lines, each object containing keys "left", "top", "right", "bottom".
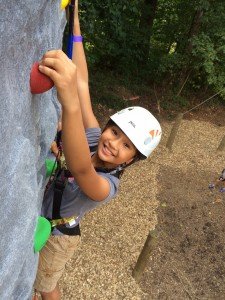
{"left": 186, "top": 9, "right": 204, "bottom": 53}
{"left": 138, "top": 0, "right": 158, "bottom": 63}
{"left": 177, "top": 9, "right": 204, "bottom": 94}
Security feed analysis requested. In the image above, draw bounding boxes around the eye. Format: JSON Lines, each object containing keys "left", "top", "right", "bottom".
{"left": 112, "top": 128, "right": 118, "bottom": 135}
{"left": 124, "top": 143, "right": 130, "bottom": 149}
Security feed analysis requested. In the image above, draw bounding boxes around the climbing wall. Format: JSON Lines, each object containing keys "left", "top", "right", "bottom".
{"left": 0, "top": 2, "right": 66, "bottom": 298}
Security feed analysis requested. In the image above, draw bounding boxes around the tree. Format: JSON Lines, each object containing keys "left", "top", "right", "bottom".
{"left": 138, "top": 0, "right": 158, "bottom": 64}
{"left": 66, "top": 0, "right": 225, "bottom": 100}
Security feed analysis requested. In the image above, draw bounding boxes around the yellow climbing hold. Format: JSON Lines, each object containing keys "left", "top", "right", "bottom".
{"left": 61, "top": 0, "right": 70, "bottom": 9}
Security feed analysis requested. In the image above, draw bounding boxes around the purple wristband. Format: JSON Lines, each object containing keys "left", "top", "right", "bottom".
{"left": 73, "top": 35, "right": 83, "bottom": 42}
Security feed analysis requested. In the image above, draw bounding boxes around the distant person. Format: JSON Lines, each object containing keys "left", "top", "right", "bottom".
{"left": 33, "top": 1, "right": 162, "bottom": 299}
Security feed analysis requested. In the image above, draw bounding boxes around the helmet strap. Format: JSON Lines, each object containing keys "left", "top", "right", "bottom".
{"left": 113, "top": 156, "right": 140, "bottom": 173}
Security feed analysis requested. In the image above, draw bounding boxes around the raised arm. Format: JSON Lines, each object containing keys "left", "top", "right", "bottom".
{"left": 72, "top": 0, "right": 99, "bottom": 129}
{"left": 39, "top": 50, "right": 110, "bottom": 201}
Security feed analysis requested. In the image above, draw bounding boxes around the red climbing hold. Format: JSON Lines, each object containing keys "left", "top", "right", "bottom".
{"left": 30, "top": 62, "right": 54, "bottom": 94}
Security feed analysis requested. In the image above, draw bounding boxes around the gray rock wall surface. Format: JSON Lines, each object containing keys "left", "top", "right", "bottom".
{"left": 0, "top": 2, "right": 66, "bottom": 299}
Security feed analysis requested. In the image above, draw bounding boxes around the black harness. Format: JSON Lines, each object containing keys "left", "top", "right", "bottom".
{"left": 48, "top": 132, "right": 122, "bottom": 236}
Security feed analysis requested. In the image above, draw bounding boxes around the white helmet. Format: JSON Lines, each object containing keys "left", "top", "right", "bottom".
{"left": 110, "top": 106, "right": 162, "bottom": 158}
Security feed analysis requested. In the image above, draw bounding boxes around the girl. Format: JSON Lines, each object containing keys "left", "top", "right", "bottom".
{"left": 34, "top": 1, "right": 161, "bottom": 299}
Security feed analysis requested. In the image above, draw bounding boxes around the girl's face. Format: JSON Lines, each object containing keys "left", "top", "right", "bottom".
{"left": 97, "top": 125, "right": 137, "bottom": 168}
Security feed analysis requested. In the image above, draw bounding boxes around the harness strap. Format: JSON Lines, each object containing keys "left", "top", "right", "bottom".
{"left": 52, "top": 171, "right": 66, "bottom": 220}
{"left": 56, "top": 224, "right": 81, "bottom": 236}
{"left": 49, "top": 216, "right": 80, "bottom": 236}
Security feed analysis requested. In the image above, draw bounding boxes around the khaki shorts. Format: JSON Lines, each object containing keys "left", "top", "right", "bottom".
{"left": 34, "top": 234, "right": 81, "bottom": 293}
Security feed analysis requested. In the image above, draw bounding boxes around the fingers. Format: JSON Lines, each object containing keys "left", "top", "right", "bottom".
{"left": 40, "top": 50, "right": 68, "bottom": 69}
{"left": 40, "top": 57, "right": 61, "bottom": 71}
{"left": 38, "top": 49, "right": 78, "bottom": 103}
{"left": 42, "top": 49, "right": 68, "bottom": 60}
{"left": 38, "top": 50, "right": 75, "bottom": 83}
{"left": 40, "top": 50, "right": 75, "bottom": 72}
{"left": 38, "top": 63, "right": 60, "bottom": 83}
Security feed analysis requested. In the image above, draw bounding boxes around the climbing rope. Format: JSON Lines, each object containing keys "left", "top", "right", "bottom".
{"left": 183, "top": 90, "right": 224, "bottom": 116}
{"left": 67, "top": 0, "right": 75, "bottom": 58}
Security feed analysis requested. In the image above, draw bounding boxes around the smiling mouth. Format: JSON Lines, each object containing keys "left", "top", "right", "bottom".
{"left": 103, "top": 144, "right": 114, "bottom": 156}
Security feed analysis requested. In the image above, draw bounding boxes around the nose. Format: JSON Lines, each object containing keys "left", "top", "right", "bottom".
{"left": 109, "top": 137, "right": 121, "bottom": 151}
{"left": 109, "top": 139, "right": 117, "bottom": 150}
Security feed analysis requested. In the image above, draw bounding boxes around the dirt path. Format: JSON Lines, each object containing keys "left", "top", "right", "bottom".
{"left": 59, "top": 117, "right": 225, "bottom": 299}
{"left": 140, "top": 119, "right": 225, "bottom": 299}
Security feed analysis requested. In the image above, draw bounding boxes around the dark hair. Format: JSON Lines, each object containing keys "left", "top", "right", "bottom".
{"left": 104, "top": 119, "right": 116, "bottom": 130}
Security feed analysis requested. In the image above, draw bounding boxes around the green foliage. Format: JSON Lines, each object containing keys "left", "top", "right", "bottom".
{"left": 146, "top": 0, "right": 225, "bottom": 97}
{"left": 63, "top": 0, "right": 225, "bottom": 109}
{"left": 79, "top": 0, "right": 141, "bottom": 73}
{"left": 190, "top": 2, "right": 225, "bottom": 97}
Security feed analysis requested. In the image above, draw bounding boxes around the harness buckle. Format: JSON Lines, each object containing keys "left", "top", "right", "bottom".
{"left": 50, "top": 216, "right": 77, "bottom": 228}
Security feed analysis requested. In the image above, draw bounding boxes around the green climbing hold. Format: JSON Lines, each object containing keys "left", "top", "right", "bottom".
{"left": 45, "top": 159, "right": 57, "bottom": 177}
{"left": 34, "top": 216, "right": 51, "bottom": 253}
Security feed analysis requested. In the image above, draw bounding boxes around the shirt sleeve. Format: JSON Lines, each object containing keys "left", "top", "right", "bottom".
{"left": 97, "top": 171, "right": 120, "bottom": 203}
{"left": 85, "top": 127, "right": 101, "bottom": 148}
